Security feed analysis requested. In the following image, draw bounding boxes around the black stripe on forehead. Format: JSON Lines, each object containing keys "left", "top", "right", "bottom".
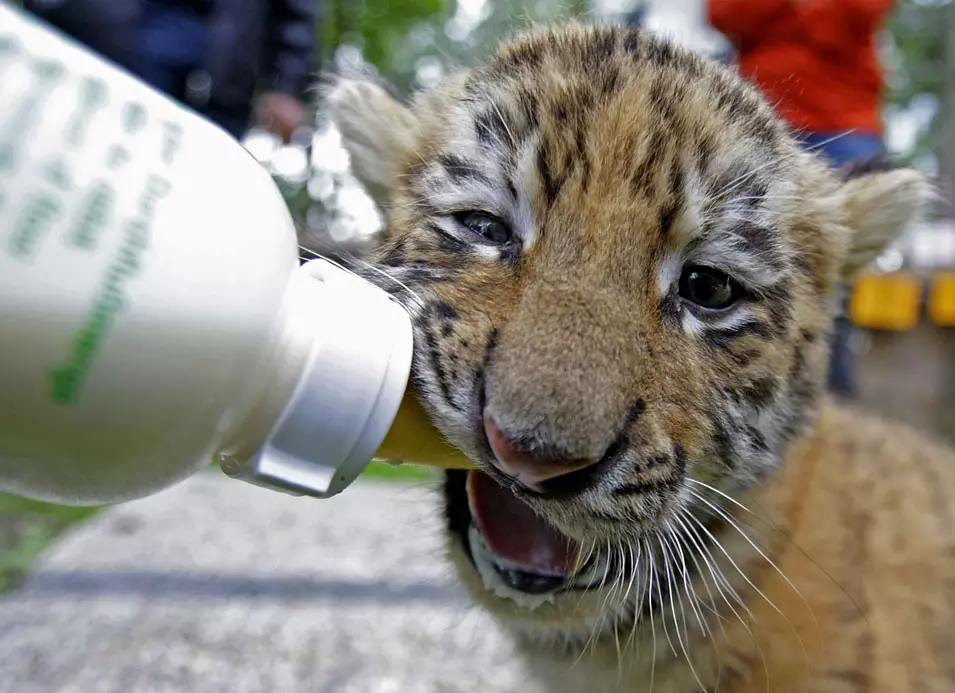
{"left": 583, "top": 26, "right": 620, "bottom": 68}
{"left": 489, "top": 37, "right": 548, "bottom": 76}
{"left": 703, "top": 95, "right": 782, "bottom": 192}
{"left": 469, "top": 91, "right": 538, "bottom": 159}
{"left": 727, "top": 220, "right": 783, "bottom": 260}
{"left": 656, "top": 157, "right": 687, "bottom": 237}
{"left": 532, "top": 82, "right": 600, "bottom": 205}
{"left": 537, "top": 143, "right": 568, "bottom": 207}
{"left": 715, "top": 86, "right": 750, "bottom": 120}
{"left": 631, "top": 129, "right": 668, "bottom": 197}
{"left": 747, "top": 115, "right": 780, "bottom": 149}
{"left": 437, "top": 154, "right": 489, "bottom": 185}
{"left": 648, "top": 76, "right": 683, "bottom": 129}
{"left": 623, "top": 28, "right": 706, "bottom": 78}
{"left": 490, "top": 26, "right": 621, "bottom": 80}
{"left": 701, "top": 171, "right": 790, "bottom": 274}
{"left": 473, "top": 107, "right": 512, "bottom": 148}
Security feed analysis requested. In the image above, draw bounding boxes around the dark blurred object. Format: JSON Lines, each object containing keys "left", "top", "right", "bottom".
{"left": 707, "top": 0, "right": 898, "bottom": 398}
{"left": 22, "top": 0, "right": 318, "bottom": 141}
{"left": 827, "top": 288, "right": 857, "bottom": 397}
{"left": 622, "top": 4, "right": 646, "bottom": 29}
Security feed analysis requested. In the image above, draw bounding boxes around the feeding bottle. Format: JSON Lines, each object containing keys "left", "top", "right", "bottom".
{"left": 0, "top": 5, "right": 472, "bottom": 507}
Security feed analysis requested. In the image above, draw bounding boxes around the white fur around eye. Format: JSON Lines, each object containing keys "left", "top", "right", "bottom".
{"left": 657, "top": 251, "right": 683, "bottom": 297}
{"left": 430, "top": 215, "right": 515, "bottom": 260}
{"left": 513, "top": 140, "right": 540, "bottom": 247}
{"left": 679, "top": 300, "right": 754, "bottom": 337}
{"left": 680, "top": 308, "right": 707, "bottom": 337}
{"left": 475, "top": 244, "right": 504, "bottom": 259}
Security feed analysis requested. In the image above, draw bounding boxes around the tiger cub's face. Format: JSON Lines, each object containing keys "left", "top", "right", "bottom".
{"left": 327, "top": 24, "right": 929, "bottom": 641}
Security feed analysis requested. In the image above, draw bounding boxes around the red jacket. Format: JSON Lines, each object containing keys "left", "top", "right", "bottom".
{"left": 708, "top": 0, "right": 896, "bottom": 135}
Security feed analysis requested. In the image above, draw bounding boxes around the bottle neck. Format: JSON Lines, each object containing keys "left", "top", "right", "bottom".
{"left": 217, "top": 258, "right": 418, "bottom": 498}
{"left": 217, "top": 268, "right": 320, "bottom": 466}
{"left": 218, "top": 260, "right": 477, "bottom": 484}
{"left": 217, "top": 257, "right": 475, "bottom": 498}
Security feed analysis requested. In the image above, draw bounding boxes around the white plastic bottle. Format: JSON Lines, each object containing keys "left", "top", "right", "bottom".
{"left": 0, "top": 5, "right": 470, "bottom": 506}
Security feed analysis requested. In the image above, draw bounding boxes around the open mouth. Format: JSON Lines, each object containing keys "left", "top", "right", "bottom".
{"left": 446, "top": 470, "right": 611, "bottom": 608}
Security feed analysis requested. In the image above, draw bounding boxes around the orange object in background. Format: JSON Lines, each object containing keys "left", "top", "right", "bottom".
{"left": 849, "top": 273, "right": 923, "bottom": 331}
{"left": 928, "top": 272, "right": 955, "bottom": 327}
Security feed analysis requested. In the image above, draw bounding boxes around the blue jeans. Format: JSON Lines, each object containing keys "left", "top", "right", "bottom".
{"left": 800, "top": 131, "right": 885, "bottom": 169}
{"left": 799, "top": 131, "right": 885, "bottom": 398}
{"left": 132, "top": 2, "right": 250, "bottom": 139}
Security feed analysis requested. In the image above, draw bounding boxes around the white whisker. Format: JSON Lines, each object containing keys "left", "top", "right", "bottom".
{"left": 689, "top": 489, "right": 817, "bottom": 634}
{"left": 684, "top": 506, "right": 782, "bottom": 618}
{"left": 604, "top": 543, "right": 628, "bottom": 654}
{"left": 684, "top": 511, "right": 779, "bottom": 688}
{"left": 661, "top": 528, "right": 694, "bottom": 641}
{"left": 573, "top": 541, "right": 619, "bottom": 670}
{"left": 623, "top": 541, "right": 645, "bottom": 655}
{"left": 673, "top": 511, "right": 731, "bottom": 636}
{"left": 297, "top": 244, "right": 321, "bottom": 259}
{"left": 574, "top": 539, "right": 597, "bottom": 577}
{"left": 298, "top": 245, "right": 427, "bottom": 312}
{"left": 673, "top": 513, "right": 730, "bottom": 690}
{"left": 660, "top": 530, "right": 707, "bottom": 692}
{"left": 687, "top": 478, "right": 754, "bottom": 515}
{"left": 712, "top": 157, "right": 787, "bottom": 203}
{"left": 804, "top": 129, "right": 855, "bottom": 154}
{"left": 683, "top": 511, "right": 758, "bottom": 626}
{"left": 489, "top": 99, "right": 517, "bottom": 149}
{"left": 668, "top": 521, "right": 710, "bottom": 637}
{"left": 690, "top": 490, "right": 814, "bottom": 673}
{"left": 660, "top": 530, "right": 691, "bottom": 644}
{"left": 727, "top": 194, "right": 802, "bottom": 204}
{"left": 336, "top": 251, "right": 428, "bottom": 312}
{"left": 614, "top": 541, "right": 640, "bottom": 684}
{"left": 644, "top": 536, "right": 658, "bottom": 693}
{"left": 651, "top": 534, "right": 678, "bottom": 658}
{"left": 680, "top": 510, "right": 771, "bottom": 691}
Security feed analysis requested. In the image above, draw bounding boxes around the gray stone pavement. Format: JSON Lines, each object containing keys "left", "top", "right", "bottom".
{"left": 0, "top": 470, "right": 545, "bottom": 693}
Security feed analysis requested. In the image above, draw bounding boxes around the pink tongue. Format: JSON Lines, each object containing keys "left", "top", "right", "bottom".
{"left": 466, "top": 471, "right": 578, "bottom": 576}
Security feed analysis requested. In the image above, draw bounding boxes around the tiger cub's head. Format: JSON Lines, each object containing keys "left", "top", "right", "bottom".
{"left": 327, "top": 23, "right": 930, "bottom": 640}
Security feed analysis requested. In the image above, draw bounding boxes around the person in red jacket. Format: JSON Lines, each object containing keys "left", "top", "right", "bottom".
{"left": 708, "top": 0, "right": 895, "bottom": 164}
{"left": 708, "top": 0, "right": 897, "bottom": 398}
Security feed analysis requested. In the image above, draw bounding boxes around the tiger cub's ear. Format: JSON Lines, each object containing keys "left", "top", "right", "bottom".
{"left": 325, "top": 78, "right": 421, "bottom": 209}
{"left": 837, "top": 161, "right": 934, "bottom": 280}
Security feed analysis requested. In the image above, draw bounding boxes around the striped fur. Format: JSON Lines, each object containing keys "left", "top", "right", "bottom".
{"left": 327, "top": 23, "right": 943, "bottom": 693}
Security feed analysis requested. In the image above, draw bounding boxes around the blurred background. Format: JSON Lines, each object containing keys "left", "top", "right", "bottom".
{"left": 2, "top": 0, "right": 955, "bottom": 690}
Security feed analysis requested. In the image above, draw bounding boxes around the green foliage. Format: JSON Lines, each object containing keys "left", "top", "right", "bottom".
{"left": 0, "top": 494, "right": 100, "bottom": 591}
{"left": 318, "top": 0, "right": 592, "bottom": 92}
{"left": 432, "top": 0, "right": 593, "bottom": 71}
{"left": 363, "top": 460, "right": 437, "bottom": 481}
{"left": 321, "top": 0, "right": 451, "bottom": 91}
{"left": 885, "top": 0, "right": 953, "bottom": 166}
{"left": 887, "top": 0, "right": 949, "bottom": 102}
